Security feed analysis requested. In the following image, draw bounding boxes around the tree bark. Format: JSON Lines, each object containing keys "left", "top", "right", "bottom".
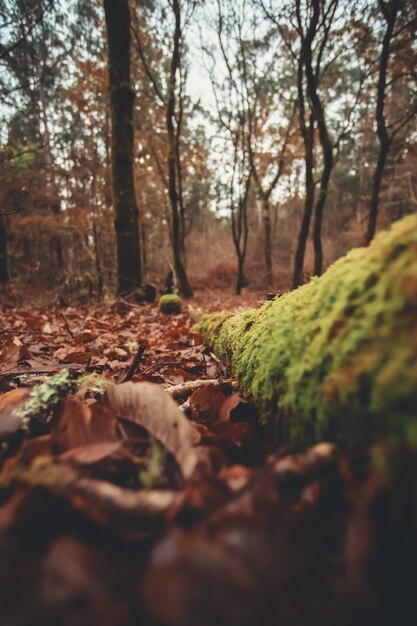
{"left": 249, "top": 107, "right": 294, "bottom": 290}
{"left": 262, "top": 196, "right": 273, "bottom": 289}
{"left": 104, "top": 0, "right": 143, "bottom": 295}
{"left": 230, "top": 146, "right": 251, "bottom": 296}
{"left": 166, "top": 0, "right": 193, "bottom": 298}
{"left": 0, "top": 216, "right": 9, "bottom": 285}
{"left": 293, "top": 150, "right": 315, "bottom": 287}
{"left": 302, "top": 0, "right": 334, "bottom": 277}
{"left": 236, "top": 253, "right": 245, "bottom": 295}
{"left": 293, "top": 43, "right": 315, "bottom": 288}
{"left": 365, "top": 0, "right": 400, "bottom": 245}
{"left": 312, "top": 157, "right": 332, "bottom": 276}
{"left": 366, "top": 140, "right": 391, "bottom": 244}
{"left": 175, "top": 72, "right": 187, "bottom": 264}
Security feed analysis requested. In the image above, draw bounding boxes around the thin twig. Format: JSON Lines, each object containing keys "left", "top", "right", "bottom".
{"left": 121, "top": 343, "right": 147, "bottom": 383}
{"left": 166, "top": 378, "right": 235, "bottom": 400}
{"left": 60, "top": 313, "right": 74, "bottom": 339}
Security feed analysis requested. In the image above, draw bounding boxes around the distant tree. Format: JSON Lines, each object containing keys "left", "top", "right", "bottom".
{"left": 165, "top": 0, "right": 193, "bottom": 297}
{"left": 133, "top": 0, "right": 194, "bottom": 297}
{"left": 260, "top": 0, "right": 365, "bottom": 283}
{"left": 202, "top": 0, "right": 253, "bottom": 293}
{"left": 103, "top": 0, "right": 143, "bottom": 294}
{"left": 0, "top": 0, "right": 66, "bottom": 281}
{"left": 296, "top": 0, "right": 336, "bottom": 278}
{"left": 0, "top": 214, "right": 8, "bottom": 285}
{"left": 366, "top": 0, "right": 417, "bottom": 244}
{"left": 205, "top": 0, "right": 296, "bottom": 290}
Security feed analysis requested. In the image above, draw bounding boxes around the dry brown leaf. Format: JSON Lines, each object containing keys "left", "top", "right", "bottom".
{"left": 59, "top": 441, "right": 123, "bottom": 465}
{"left": 218, "top": 392, "right": 253, "bottom": 423}
{"left": 51, "top": 398, "right": 117, "bottom": 452}
{"left": 107, "top": 382, "right": 203, "bottom": 480}
{"left": 189, "top": 385, "right": 227, "bottom": 424}
{"left": 0, "top": 388, "right": 30, "bottom": 412}
{"left": 0, "top": 339, "right": 32, "bottom": 365}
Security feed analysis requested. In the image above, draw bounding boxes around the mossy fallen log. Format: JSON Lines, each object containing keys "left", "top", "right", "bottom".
{"left": 197, "top": 214, "right": 417, "bottom": 451}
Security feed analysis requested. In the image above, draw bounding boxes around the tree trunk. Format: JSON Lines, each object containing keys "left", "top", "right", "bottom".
{"left": 312, "top": 155, "right": 332, "bottom": 277}
{"left": 92, "top": 212, "right": 104, "bottom": 298}
{"left": 301, "top": 0, "right": 335, "bottom": 277}
{"left": 166, "top": 0, "right": 193, "bottom": 298}
{"left": 197, "top": 212, "right": 417, "bottom": 451}
{"left": 175, "top": 82, "right": 187, "bottom": 265}
{"left": 0, "top": 216, "right": 9, "bottom": 285}
{"left": 366, "top": 139, "right": 391, "bottom": 244}
{"left": 104, "top": 0, "right": 143, "bottom": 295}
{"left": 236, "top": 253, "right": 245, "bottom": 295}
{"left": 262, "top": 196, "right": 273, "bottom": 289}
{"left": 365, "top": 0, "right": 400, "bottom": 245}
{"left": 293, "top": 115, "right": 315, "bottom": 288}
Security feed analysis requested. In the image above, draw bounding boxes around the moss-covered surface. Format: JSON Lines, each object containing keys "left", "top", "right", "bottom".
{"left": 197, "top": 214, "right": 417, "bottom": 452}
{"left": 159, "top": 294, "right": 182, "bottom": 314}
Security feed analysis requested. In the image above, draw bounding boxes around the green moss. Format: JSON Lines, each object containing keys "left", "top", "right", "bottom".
{"left": 15, "top": 369, "right": 78, "bottom": 429}
{"left": 197, "top": 214, "right": 417, "bottom": 452}
{"left": 140, "top": 438, "right": 167, "bottom": 489}
{"left": 158, "top": 294, "right": 182, "bottom": 314}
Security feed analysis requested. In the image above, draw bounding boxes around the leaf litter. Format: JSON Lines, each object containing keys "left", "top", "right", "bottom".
{"left": 0, "top": 296, "right": 414, "bottom": 626}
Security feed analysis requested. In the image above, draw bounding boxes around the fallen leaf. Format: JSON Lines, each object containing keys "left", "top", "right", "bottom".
{"left": 107, "top": 382, "right": 204, "bottom": 480}
{"left": 51, "top": 398, "right": 117, "bottom": 452}
{"left": 0, "top": 407, "right": 24, "bottom": 443}
{"left": 62, "top": 351, "right": 92, "bottom": 365}
{"left": 0, "top": 339, "right": 32, "bottom": 365}
{"left": 59, "top": 441, "right": 124, "bottom": 465}
{"left": 162, "top": 367, "right": 197, "bottom": 385}
{"left": 189, "top": 385, "right": 227, "bottom": 424}
{"left": 0, "top": 387, "right": 30, "bottom": 412}
{"left": 211, "top": 421, "right": 255, "bottom": 448}
{"left": 218, "top": 392, "right": 255, "bottom": 423}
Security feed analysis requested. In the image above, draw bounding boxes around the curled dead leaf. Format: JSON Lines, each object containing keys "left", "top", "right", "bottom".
{"left": 106, "top": 382, "right": 205, "bottom": 480}
{"left": 189, "top": 385, "right": 227, "bottom": 424}
{"left": 218, "top": 393, "right": 255, "bottom": 423}
{"left": 51, "top": 398, "right": 117, "bottom": 452}
{"left": 0, "top": 388, "right": 31, "bottom": 442}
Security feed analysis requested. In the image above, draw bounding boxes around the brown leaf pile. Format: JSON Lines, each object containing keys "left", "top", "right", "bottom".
{"left": 0, "top": 299, "right": 415, "bottom": 626}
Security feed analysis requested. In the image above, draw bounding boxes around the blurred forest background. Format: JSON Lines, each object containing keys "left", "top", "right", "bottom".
{"left": 0, "top": 0, "right": 416, "bottom": 303}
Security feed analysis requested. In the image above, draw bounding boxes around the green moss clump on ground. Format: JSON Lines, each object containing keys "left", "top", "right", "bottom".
{"left": 16, "top": 369, "right": 78, "bottom": 429}
{"left": 158, "top": 293, "right": 182, "bottom": 315}
{"left": 196, "top": 214, "right": 417, "bottom": 452}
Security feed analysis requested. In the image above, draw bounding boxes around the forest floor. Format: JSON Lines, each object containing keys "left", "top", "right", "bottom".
{"left": 0, "top": 291, "right": 399, "bottom": 626}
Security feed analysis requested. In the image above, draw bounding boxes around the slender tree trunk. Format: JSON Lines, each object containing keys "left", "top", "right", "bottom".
{"left": 104, "top": 0, "right": 143, "bottom": 295}
{"left": 92, "top": 210, "right": 104, "bottom": 298}
{"left": 0, "top": 216, "right": 9, "bottom": 285}
{"left": 366, "top": 140, "right": 391, "bottom": 244}
{"left": 230, "top": 149, "right": 250, "bottom": 295}
{"left": 313, "top": 157, "right": 332, "bottom": 276}
{"left": 297, "top": 0, "right": 335, "bottom": 278}
{"left": 365, "top": 0, "right": 400, "bottom": 244}
{"left": 175, "top": 80, "right": 187, "bottom": 264}
{"left": 166, "top": 0, "right": 193, "bottom": 298}
{"left": 91, "top": 148, "right": 104, "bottom": 297}
{"left": 236, "top": 253, "right": 245, "bottom": 295}
{"left": 292, "top": 26, "right": 315, "bottom": 288}
{"left": 293, "top": 115, "right": 315, "bottom": 288}
{"left": 35, "top": 55, "right": 65, "bottom": 282}
{"left": 39, "top": 23, "right": 65, "bottom": 282}
{"left": 262, "top": 196, "right": 273, "bottom": 289}
{"left": 249, "top": 108, "right": 293, "bottom": 290}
